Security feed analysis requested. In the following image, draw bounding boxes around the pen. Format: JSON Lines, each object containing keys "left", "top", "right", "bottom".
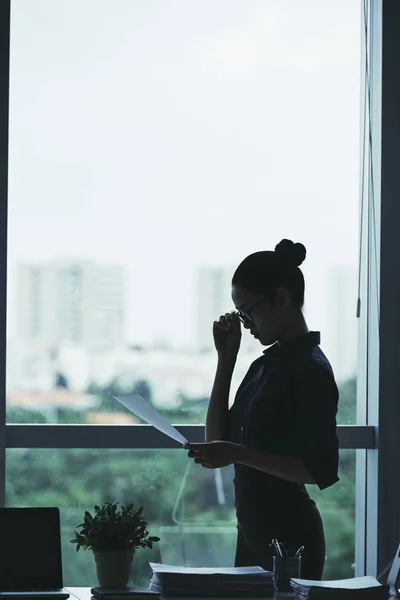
{"left": 295, "top": 545, "right": 305, "bottom": 557}
{"left": 272, "top": 538, "right": 283, "bottom": 557}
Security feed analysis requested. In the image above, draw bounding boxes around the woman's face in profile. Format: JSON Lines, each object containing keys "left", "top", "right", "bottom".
{"left": 232, "top": 285, "right": 284, "bottom": 346}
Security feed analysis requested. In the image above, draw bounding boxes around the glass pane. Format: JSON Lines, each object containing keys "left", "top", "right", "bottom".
{"left": 6, "top": 449, "right": 355, "bottom": 585}
{"left": 7, "top": 0, "right": 361, "bottom": 424}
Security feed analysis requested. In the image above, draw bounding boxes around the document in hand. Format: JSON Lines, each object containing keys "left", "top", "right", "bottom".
{"left": 113, "top": 394, "right": 189, "bottom": 446}
{"left": 149, "top": 563, "right": 275, "bottom": 597}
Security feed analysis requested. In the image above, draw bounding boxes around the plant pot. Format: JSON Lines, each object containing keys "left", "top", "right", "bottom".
{"left": 94, "top": 549, "right": 134, "bottom": 588}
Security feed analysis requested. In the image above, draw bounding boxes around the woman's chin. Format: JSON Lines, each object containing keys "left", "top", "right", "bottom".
{"left": 260, "top": 335, "right": 277, "bottom": 347}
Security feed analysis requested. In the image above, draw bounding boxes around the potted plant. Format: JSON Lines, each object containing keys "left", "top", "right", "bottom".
{"left": 70, "top": 502, "right": 160, "bottom": 588}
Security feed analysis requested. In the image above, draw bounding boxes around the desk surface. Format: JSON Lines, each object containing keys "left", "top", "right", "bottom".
{"left": 66, "top": 589, "right": 91, "bottom": 600}
{"left": 65, "top": 589, "right": 296, "bottom": 600}
{"left": 65, "top": 588, "right": 400, "bottom": 600}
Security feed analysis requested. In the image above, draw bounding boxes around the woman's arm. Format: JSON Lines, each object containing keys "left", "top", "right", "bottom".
{"left": 233, "top": 444, "right": 315, "bottom": 484}
{"left": 205, "top": 358, "right": 236, "bottom": 442}
{"left": 206, "top": 312, "right": 242, "bottom": 442}
{"left": 187, "top": 440, "right": 315, "bottom": 484}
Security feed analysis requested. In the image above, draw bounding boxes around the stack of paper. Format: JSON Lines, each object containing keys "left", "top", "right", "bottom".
{"left": 290, "top": 576, "right": 389, "bottom": 599}
{"left": 149, "top": 563, "right": 274, "bottom": 597}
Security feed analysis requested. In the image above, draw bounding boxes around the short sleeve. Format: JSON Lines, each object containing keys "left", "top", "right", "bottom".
{"left": 293, "top": 361, "right": 339, "bottom": 490}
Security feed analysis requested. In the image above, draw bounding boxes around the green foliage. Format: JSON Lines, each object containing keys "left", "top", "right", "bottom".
{"left": 6, "top": 407, "right": 49, "bottom": 424}
{"left": 337, "top": 377, "right": 356, "bottom": 425}
{"left": 132, "top": 380, "right": 152, "bottom": 403}
{"left": 308, "top": 449, "right": 355, "bottom": 579}
{"left": 70, "top": 502, "right": 160, "bottom": 553}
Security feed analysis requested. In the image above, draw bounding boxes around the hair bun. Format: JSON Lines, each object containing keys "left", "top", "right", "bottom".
{"left": 275, "top": 239, "right": 306, "bottom": 267}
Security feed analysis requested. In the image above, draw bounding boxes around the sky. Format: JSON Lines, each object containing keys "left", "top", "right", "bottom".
{"left": 7, "top": 0, "right": 361, "bottom": 358}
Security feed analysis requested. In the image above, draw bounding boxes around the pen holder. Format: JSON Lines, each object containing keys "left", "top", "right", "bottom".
{"left": 273, "top": 555, "right": 301, "bottom": 594}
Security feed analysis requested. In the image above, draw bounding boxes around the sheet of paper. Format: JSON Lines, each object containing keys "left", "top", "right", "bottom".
{"left": 291, "top": 576, "right": 382, "bottom": 589}
{"left": 113, "top": 394, "right": 189, "bottom": 446}
{"left": 149, "top": 563, "right": 266, "bottom": 575}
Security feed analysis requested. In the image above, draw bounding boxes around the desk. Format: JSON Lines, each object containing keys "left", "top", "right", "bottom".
{"left": 65, "top": 587, "right": 398, "bottom": 600}
{"left": 65, "top": 589, "right": 296, "bottom": 600}
{"left": 66, "top": 589, "right": 92, "bottom": 600}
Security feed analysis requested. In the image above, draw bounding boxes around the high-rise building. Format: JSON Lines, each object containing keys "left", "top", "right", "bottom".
{"left": 323, "top": 265, "right": 358, "bottom": 383}
{"left": 197, "top": 267, "right": 234, "bottom": 351}
{"left": 16, "top": 261, "right": 126, "bottom": 350}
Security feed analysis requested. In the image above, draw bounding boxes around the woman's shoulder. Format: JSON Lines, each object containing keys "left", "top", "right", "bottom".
{"left": 293, "top": 346, "right": 337, "bottom": 386}
{"left": 242, "top": 353, "right": 267, "bottom": 379}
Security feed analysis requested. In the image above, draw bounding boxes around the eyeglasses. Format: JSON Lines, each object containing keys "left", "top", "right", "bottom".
{"left": 237, "top": 296, "right": 267, "bottom": 325}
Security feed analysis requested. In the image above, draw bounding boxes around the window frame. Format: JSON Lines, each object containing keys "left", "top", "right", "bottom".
{"left": 3, "top": 423, "right": 375, "bottom": 450}
{"left": 355, "top": 0, "right": 382, "bottom": 578}
{"left": 0, "top": 0, "right": 396, "bottom": 580}
{"left": 361, "top": 0, "right": 400, "bottom": 578}
{"left": 0, "top": 0, "right": 10, "bottom": 509}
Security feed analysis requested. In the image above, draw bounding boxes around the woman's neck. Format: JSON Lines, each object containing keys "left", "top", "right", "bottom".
{"left": 278, "top": 312, "right": 309, "bottom": 346}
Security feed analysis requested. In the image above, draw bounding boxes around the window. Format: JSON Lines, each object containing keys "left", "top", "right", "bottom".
{"left": 1, "top": 0, "right": 382, "bottom": 586}
{"left": 7, "top": 449, "right": 355, "bottom": 585}
{"left": 7, "top": 0, "right": 361, "bottom": 425}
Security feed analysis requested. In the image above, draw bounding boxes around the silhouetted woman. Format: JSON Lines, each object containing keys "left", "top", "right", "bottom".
{"left": 187, "top": 239, "right": 339, "bottom": 579}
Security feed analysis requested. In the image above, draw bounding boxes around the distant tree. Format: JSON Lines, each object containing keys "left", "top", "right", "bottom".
{"left": 57, "top": 408, "right": 86, "bottom": 424}
{"left": 337, "top": 377, "right": 356, "bottom": 425}
{"left": 87, "top": 377, "right": 154, "bottom": 415}
{"left": 6, "top": 407, "right": 48, "bottom": 424}
{"left": 85, "top": 381, "right": 98, "bottom": 395}
{"left": 132, "top": 379, "right": 152, "bottom": 403}
{"left": 55, "top": 372, "right": 69, "bottom": 389}
{"left": 104, "top": 377, "right": 124, "bottom": 398}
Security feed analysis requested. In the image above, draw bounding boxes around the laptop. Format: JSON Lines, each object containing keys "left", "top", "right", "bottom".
{"left": 0, "top": 507, "right": 69, "bottom": 599}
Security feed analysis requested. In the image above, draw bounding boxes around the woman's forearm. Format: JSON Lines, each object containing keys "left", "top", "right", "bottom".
{"left": 205, "top": 358, "right": 236, "bottom": 442}
{"left": 234, "top": 444, "right": 315, "bottom": 484}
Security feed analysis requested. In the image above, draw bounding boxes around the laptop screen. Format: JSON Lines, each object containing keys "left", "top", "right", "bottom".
{"left": 0, "top": 507, "right": 63, "bottom": 590}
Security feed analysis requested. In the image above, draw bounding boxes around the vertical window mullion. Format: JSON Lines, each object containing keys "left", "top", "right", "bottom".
{"left": 0, "top": 0, "right": 11, "bottom": 508}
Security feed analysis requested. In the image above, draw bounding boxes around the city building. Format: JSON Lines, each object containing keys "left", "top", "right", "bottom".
{"left": 16, "top": 260, "right": 126, "bottom": 351}
{"left": 196, "top": 267, "right": 235, "bottom": 352}
{"left": 323, "top": 265, "right": 358, "bottom": 383}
